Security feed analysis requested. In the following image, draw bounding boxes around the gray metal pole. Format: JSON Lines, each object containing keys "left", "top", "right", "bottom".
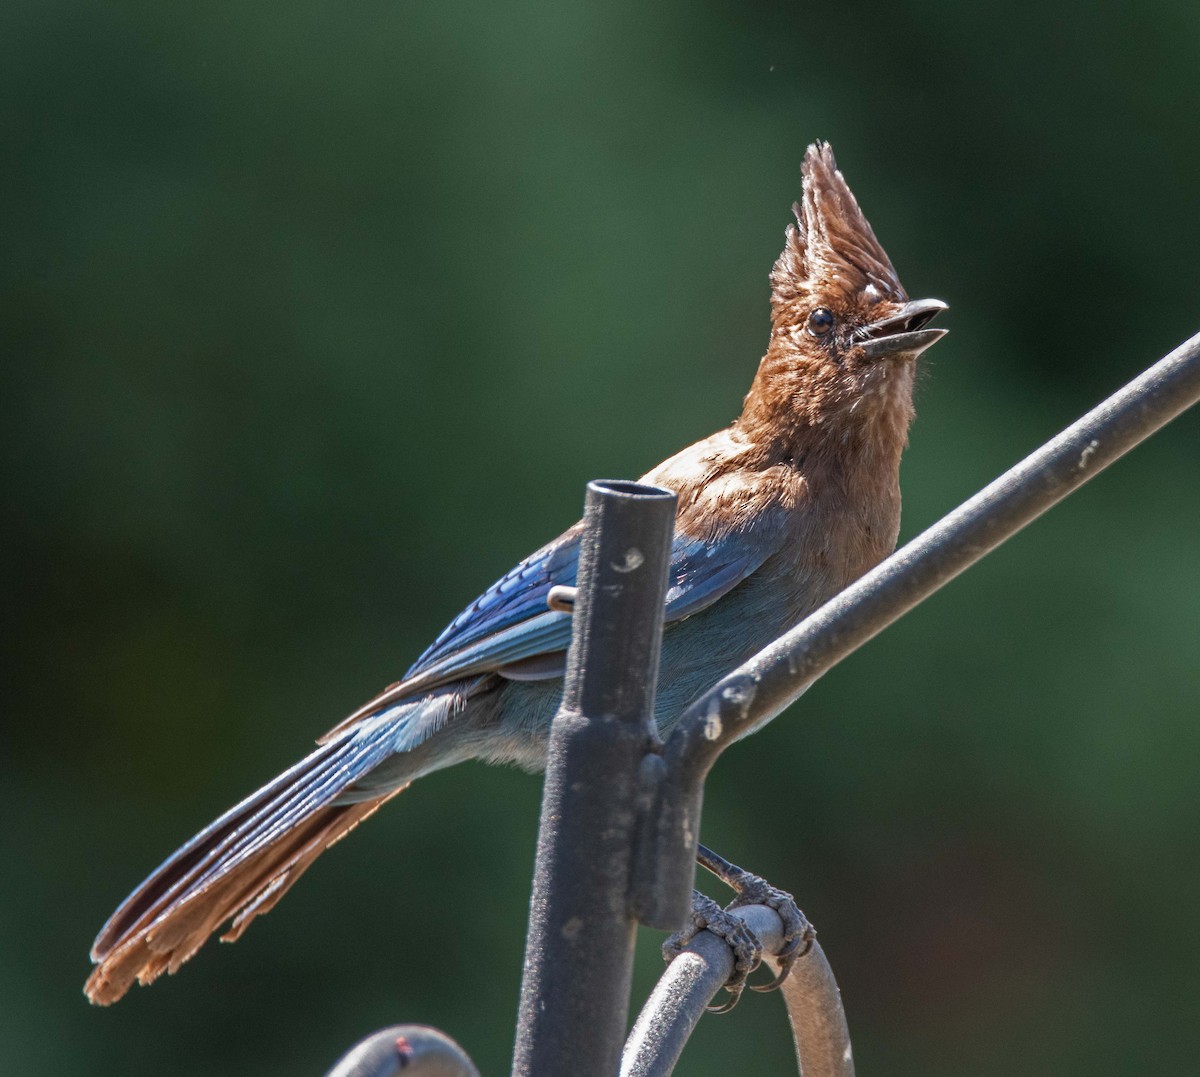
{"left": 512, "top": 479, "right": 676, "bottom": 1077}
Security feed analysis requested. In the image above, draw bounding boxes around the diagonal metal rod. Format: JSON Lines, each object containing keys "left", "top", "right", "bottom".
{"left": 638, "top": 327, "right": 1200, "bottom": 924}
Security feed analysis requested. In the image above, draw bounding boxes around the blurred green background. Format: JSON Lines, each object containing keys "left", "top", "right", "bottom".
{"left": 4, "top": 1, "right": 1200, "bottom": 1073}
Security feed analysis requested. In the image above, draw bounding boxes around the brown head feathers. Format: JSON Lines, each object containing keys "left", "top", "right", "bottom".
{"left": 739, "top": 142, "right": 946, "bottom": 458}
{"left": 770, "top": 142, "right": 907, "bottom": 323}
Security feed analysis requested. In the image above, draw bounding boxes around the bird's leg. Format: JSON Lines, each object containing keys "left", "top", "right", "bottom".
{"left": 661, "top": 843, "right": 815, "bottom": 1013}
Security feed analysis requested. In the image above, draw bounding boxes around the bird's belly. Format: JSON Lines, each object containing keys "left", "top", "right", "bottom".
{"left": 651, "top": 573, "right": 810, "bottom": 735}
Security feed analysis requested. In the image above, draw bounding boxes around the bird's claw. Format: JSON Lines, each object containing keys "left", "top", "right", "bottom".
{"left": 662, "top": 891, "right": 764, "bottom": 1013}
{"left": 664, "top": 862, "right": 816, "bottom": 1012}
{"left": 726, "top": 873, "right": 815, "bottom": 992}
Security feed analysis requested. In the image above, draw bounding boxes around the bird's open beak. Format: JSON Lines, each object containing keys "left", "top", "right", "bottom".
{"left": 858, "top": 298, "right": 948, "bottom": 360}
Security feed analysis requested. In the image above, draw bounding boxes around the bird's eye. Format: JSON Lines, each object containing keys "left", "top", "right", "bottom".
{"left": 807, "top": 308, "right": 835, "bottom": 337}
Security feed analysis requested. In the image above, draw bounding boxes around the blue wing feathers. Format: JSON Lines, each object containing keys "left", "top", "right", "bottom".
{"left": 407, "top": 610, "right": 572, "bottom": 687}
{"left": 409, "top": 531, "right": 582, "bottom": 677}
{"left": 393, "top": 525, "right": 781, "bottom": 699}
{"left": 323, "top": 518, "right": 785, "bottom": 743}
{"left": 665, "top": 547, "right": 761, "bottom": 620}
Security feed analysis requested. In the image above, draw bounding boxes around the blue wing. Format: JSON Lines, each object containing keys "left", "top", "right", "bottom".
{"left": 321, "top": 520, "right": 783, "bottom": 741}
{"left": 406, "top": 525, "right": 585, "bottom": 678}
{"left": 403, "top": 523, "right": 782, "bottom": 689}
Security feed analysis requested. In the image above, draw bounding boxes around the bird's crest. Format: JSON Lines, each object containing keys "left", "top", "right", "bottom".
{"left": 770, "top": 142, "right": 906, "bottom": 316}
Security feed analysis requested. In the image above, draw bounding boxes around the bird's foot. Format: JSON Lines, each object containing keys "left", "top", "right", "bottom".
{"left": 662, "top": 891, "right": 764, "bottom": 1014}
{"left": 724, "top": 871, "right": 815, "bottom": 994}
{"left": 680, "top": 843, "right": 816, "bottom": 1010}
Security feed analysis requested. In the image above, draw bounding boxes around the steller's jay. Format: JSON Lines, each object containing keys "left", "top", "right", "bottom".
{"left": 86, "top": 142, "right": 947, "bottom": 1005}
